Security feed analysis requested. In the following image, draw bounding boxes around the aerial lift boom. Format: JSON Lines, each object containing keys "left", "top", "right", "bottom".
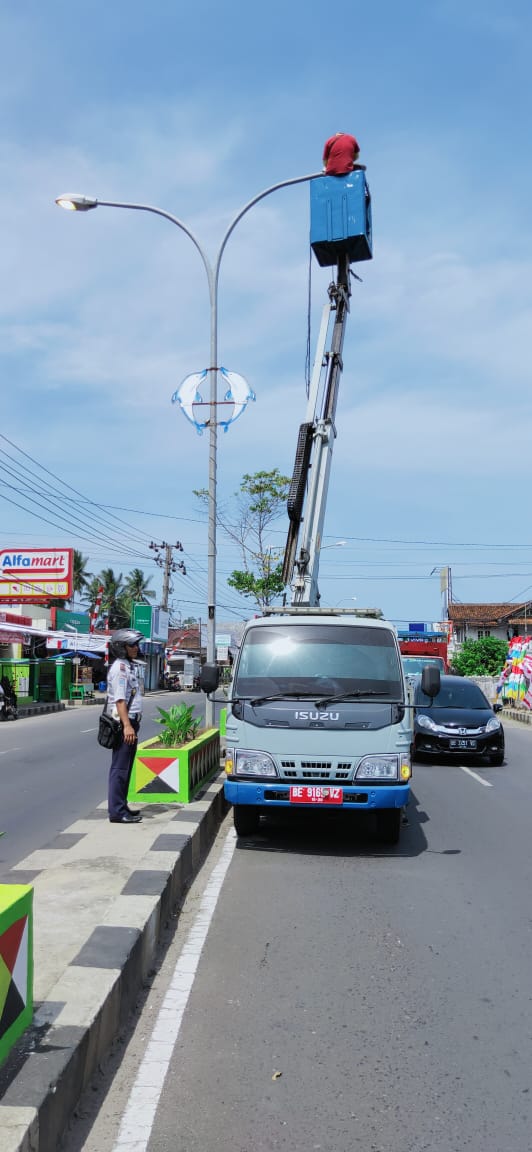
{"left": 281, "top": 252, "right": 352, "bottom": 607}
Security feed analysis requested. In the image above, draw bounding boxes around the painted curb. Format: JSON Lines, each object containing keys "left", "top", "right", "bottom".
{"left": 501, "top": 707, "right": 532, "bottom": 725}
{"left": 17, "top": 703, "right": 67, "bottom": 718}
{"left": 0, "top": 775, "right": 229, "bottom": 1152}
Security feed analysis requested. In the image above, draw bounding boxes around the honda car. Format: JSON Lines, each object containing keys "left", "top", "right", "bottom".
{"left": 413, "top": 675, "right": 504, "bottom": 766}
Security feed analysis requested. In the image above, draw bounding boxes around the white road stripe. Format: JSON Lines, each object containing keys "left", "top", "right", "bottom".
{"left": 113, "top": 825, "right": 237, "bottom": 1152}
{"left": 80, "top": 727, "right": 98, "bottom": 733}
{"left": 460, "top": 765, "right": 493, "bottom": 788}
{"left": 0, "top": 748, "right": 20, "bottom": 755}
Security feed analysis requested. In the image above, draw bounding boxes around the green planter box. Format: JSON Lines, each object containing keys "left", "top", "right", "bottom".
{"left": 219, "top": 707, "right": 227, "bottom": 738}
{"left": 128, "top": 728, "right": 220, "bottom": 804}
{"left": 0, "top": 884, "right": 33, "bottom": 1067}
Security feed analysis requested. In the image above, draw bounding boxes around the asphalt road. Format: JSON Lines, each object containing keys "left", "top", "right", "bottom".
{"left": 62, "top": 718, "right": 532, "bottom": 1152}
{"left": 0, "top": 691, "right": 207, "bottom": 876}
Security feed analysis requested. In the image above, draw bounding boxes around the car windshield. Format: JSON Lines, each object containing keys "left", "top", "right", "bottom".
{"left": 233, "top": 624, "right": 403, "bottom": 701}
{"left": 414, "top": 679, "right": 490, "bottom": 709}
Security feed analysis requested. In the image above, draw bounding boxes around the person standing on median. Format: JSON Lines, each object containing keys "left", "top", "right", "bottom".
{"left": 106, "top": 628, "right": 145, "bottom": 824}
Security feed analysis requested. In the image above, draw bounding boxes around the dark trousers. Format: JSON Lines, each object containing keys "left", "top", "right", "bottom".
{"left": 108, "top": 717, "right": 140, "bottom": 818}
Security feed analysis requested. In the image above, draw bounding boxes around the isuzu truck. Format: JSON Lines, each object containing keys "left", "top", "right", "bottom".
{"left": 203, "top": 607, "right": 411, "bottom": 842}
{"left": 202, "top": 173, "right": 412, "bottom": 842}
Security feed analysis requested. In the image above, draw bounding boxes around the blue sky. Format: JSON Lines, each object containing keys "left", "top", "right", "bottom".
{"left": 1, "top": 0, "right": 532, "bottom": 627}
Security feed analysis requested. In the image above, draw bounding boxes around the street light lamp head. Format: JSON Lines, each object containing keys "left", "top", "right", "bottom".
{"left": 55, "top": 194, "right": 98, "bottom": 212}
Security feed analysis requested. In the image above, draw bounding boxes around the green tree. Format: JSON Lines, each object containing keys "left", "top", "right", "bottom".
{"left": 124, "top": 568, "right": 155, "bottom": 606}
{"left": 87, "top": 576, "right": 103, "bottom": 617}
{"left": 451, "top": 636, "right": 508, "bottom": 677}
{"left": 72, "top": 550, "right": 92, "bottom": 603}
{"left": 195, "top": 468, "right": 290, "bottom": 612}
{"left": 92, "top": 568, "right": 129, "bottom": 629}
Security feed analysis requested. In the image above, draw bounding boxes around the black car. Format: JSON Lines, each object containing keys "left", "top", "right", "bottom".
{"left": 413, "top": 675, "right": 505, "bottom": 765}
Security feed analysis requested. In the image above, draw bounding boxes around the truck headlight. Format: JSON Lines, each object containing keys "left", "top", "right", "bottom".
{"left": 229, "top": 749, "right": 278, "bottom": 777}
{"left": 355, "top": 755, "right": 400, "bottom": 781}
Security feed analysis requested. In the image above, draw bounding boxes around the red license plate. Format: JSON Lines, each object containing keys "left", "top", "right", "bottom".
{"left": 289, "top": 785, "right": 343, "bottom": 805}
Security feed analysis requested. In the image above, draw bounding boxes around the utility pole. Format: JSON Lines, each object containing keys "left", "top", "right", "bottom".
{"left": 149, "top": 542, "right": 186, "bottom": 611}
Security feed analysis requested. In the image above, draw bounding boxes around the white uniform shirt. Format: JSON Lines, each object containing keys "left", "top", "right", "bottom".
{"left": 106, "top": 658, "right": 143, "bottom": 719}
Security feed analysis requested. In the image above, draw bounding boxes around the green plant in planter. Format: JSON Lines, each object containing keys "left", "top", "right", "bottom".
{"left": 155, "top": 703, "right": 201, "bottom": 747}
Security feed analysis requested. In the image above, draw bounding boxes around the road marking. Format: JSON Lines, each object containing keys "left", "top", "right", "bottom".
{"left": 460, "top": 765, "right": 493, "bottom": 788}
{"left": 0, "top": 748, "right": 20, "bottom": 755}
{"left": 113, "top": 825, "right": 237, "bottom": 1152}
{"left": 80, "top": 727, "right": 98, "bottom": 733}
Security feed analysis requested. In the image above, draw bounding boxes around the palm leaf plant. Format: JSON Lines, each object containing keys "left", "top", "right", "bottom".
{"left": 154, "top": 703, "right": 201, "bottom": 747}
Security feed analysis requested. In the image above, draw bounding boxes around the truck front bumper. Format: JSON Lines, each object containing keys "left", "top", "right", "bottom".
{"left": 224, "top": 779, "right": 410, "bottom": 810}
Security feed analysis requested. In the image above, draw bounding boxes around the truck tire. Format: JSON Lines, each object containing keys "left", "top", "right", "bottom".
{"left": 375, "top": 809, "right": 401, "bottom": 845}
{"left": 233, "top": 805, "right": 261, "bottom": 836}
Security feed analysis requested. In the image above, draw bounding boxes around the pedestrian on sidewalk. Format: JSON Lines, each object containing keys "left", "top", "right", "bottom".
{"left": 322, "top": 131, "right": 365, "bottom": 175}
{"left": 106, "top": 628, "right": 145, "bottom": 824}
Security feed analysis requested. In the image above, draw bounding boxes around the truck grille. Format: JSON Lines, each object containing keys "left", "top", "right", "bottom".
{"left": 279, "top": 759, "right": 353, "bottom": 782}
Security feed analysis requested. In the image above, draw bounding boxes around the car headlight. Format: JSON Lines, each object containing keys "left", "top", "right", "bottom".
{"left": 356, "top": 755, "right": 401, "bottom": 781}
{"left": 227, "top": 749, "right": 278, "bottom": 777}
{"left": 485, "top": 717, "right": 501, "bottom": 733}
{"left": 417, "top": 714, "right": 439, "bottom": 732}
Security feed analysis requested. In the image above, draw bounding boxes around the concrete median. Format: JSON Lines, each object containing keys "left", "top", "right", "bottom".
{"left": 0, "top": 773, "right": 229, "bottom": 1152}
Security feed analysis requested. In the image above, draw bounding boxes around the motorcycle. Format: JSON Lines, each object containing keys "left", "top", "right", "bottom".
{"left": 0, "top": 694, "right": 17, "bottom": 721}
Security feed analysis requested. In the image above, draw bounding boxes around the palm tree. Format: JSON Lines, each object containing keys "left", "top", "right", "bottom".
{"left": 87, "top": 576, "right": 103, "bottom": 617}
{"left": 71, "top": 550, "right": 92, "bottom": 604}
{"left": 124, "top": 569, "right": 155, "bottom": 605}
{"left": 96, "top": 569, "right": 129, "bottom": 629}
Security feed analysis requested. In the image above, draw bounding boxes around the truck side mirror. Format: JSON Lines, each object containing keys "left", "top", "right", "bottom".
{"left": 199, "top": 662, "right": 220, "bottom": 694}
{"left": 421, "top": 665, "right": 440, "bottom": 698}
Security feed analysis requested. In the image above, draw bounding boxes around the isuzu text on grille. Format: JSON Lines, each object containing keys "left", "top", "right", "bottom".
{"left": 294, "top": 711, "right": 340, "bottom": 721}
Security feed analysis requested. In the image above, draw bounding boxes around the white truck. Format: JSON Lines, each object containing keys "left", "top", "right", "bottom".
{"left": 211, "top": 606, "right": 411, "bottom": 843}
{"left": 202, "top": 178, "right": 412, "bottom": 842}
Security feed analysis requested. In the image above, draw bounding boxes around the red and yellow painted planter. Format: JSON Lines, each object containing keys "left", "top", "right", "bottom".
{"left": 0, "top": 884, "right": 33, "bottom": 1067}
{"left": 128, "top": 728, "right": 220, "bottom": 805}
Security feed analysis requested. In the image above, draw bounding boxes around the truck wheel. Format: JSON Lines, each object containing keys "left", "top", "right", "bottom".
{"left": 233, "top": 805, "right": 260, "bottom": 836}
{"left": 375, "top": 809, "right": 401, "bottom": 845}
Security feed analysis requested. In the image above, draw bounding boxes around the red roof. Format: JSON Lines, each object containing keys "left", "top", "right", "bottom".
{"left": 448, "top": 602, "right": 530, "bottom": 625}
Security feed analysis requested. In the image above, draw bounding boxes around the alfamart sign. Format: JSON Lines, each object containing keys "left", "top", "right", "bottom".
{"left": 0, "top": 549, "right": 74, "bottom": 602}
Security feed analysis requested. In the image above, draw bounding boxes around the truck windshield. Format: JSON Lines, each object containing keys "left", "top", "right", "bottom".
{"left": 234, "top": 624, "right": 403, "bottom": 700}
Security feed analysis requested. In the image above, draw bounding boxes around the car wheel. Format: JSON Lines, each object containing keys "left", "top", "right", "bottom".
{"left": 489, "top": 751, "right": 504, "bottom": 767}
{"left": 375, "top": 809, "right": 401, "bottom": 845}
{"left": 233, "top": 805, "right": 261, "bottom": 836}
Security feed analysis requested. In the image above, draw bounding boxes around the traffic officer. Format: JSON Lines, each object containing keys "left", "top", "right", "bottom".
{"left": 106, "top": 628, "right": 145, "bottom": 823}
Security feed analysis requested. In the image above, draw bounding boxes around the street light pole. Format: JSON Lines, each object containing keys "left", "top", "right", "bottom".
{"left": 56, "top": 172, "right": 322, "bottom": 724}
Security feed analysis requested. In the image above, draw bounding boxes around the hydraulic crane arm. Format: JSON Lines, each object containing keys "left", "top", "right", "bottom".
{"left": 282, "top": 252, "right": 351, "bottom": 606}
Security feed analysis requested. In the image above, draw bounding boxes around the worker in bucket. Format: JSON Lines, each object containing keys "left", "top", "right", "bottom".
{"left": 322, "top": 132, "right": 365, "bottom": 175}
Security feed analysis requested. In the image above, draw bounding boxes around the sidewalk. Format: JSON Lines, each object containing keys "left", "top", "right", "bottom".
{"left": 0, "top": 774, "right": 229, "bottom": 1152}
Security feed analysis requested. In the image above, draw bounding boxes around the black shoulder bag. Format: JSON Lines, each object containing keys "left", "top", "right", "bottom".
{"left": 97, "top": 693, "right": 134, "bottom": 750}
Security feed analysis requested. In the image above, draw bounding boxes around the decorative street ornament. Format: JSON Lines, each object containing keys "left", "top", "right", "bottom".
{"left": 171, "top": 368, "right": 256, "bottom": 435}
